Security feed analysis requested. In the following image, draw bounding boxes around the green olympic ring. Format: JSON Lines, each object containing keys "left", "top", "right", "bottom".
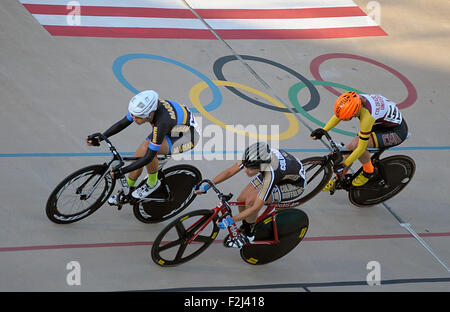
{"left": 289, "top": 80, "right": 364, "bottom": 137}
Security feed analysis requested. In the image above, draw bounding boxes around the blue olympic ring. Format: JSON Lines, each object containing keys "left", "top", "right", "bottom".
{"left": 112, "top": 54, "right": 222, "bottom": 113}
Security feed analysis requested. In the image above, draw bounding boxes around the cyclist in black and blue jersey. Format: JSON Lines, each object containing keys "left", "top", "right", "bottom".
{"left": 86, "top": 90, "right": 199, "bottom": 205}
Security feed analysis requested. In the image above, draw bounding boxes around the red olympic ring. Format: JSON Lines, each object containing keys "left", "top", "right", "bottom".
{"left": 310, "top": 53, "right": 417, "bottom": 109}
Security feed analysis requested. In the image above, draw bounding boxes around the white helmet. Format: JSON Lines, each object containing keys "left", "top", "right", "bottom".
{"left": 128, "top": 90, "right": 159, "bottom": 118}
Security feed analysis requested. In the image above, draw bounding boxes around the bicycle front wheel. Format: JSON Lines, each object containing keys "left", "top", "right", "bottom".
{"left": 151, "top": 209, "right": 219, "bottom": 267}
{"left": 296, "top": 156, "right": 333, "bottom": 204}
{"left": 46, "top": 164, "right": 115, "bottom": 224}
{"left": 349, "top": 155, "right": 416, "bottom": 207}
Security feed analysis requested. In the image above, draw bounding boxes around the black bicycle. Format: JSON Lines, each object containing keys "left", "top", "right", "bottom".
{"left": 46, "top": 133, "right": 202, "bottom": 224}
{"left": 299, "top": 129, "right": 416, "bottom": 207}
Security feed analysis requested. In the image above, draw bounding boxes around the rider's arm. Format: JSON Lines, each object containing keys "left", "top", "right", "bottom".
{"left": 211, "top": 162, "right": 242, "bottom": 185}
{"left": 121, "top": 147, "right": 156, "bottom": 175}
{"left": 102, "top": 114, "right": 133, "bottom": 138}
{"left": 323, "top": 115, "right": 341, "bottom": 132}
{"left": 343, "top": 112, "right": 375, "bottom": 166}
{"left": 120, "top": 117, "right": 169, "bottom": 174}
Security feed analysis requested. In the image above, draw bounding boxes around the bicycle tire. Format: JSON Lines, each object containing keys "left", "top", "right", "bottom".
{"left": 46, "top": 164, "right": 115, "bottom": 224}
{"left": 349, "top": 155, "right": 416, "bottom": 207}
{"left": 240, "top": 209, "right": 309, "bottom": 265}
{"left": 133, "top": 164, "right": 202, "bottom": 223}
{"left": 151, "top": 209, "right": 219, "bottom": 267}
{"left": 297, "top": 156, "right": 333, "bottom": 204}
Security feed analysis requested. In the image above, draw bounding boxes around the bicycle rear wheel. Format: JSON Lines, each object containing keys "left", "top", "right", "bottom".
{"left": 296, "top": 156, "right": 333, "bottom": 204}
{"left": 349, "top": 155, "right": 416, "bottom": 207}
{"left": 240, "top": 209, "right": 309, "bottom": 265}
{"left": 133, "top": 164, "right": 202, "bottom": 223}
{"left": 46, "top": 164, "right": 115, "bottom": 224}
{"left": 151, "top": 209, "right": 219, "bottom": 267}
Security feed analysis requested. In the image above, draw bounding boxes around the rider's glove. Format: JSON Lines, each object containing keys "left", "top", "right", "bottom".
{"left": 87, "top": 133, "right": 102, "bottom": 146}
{"left": 218, "top": 216, "right": 234, "bottom": 229}
{"left": 194, "top": 183, "right": 211, "bottom": 194}
{"left": 334, "top": 163, "right": 346, "bottom": 175}
{"left": 311, "top": 128, "right": 326, "bottom": 140}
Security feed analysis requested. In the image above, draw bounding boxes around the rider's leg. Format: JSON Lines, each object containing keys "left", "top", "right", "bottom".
{"left": 223, "top": 183, "right": 258, "bottom": 247}
{"left": 127, "top": 139, "right": 169, "bottom": 186}
{"left": 235, "top": 183, "right": 262, "bottom": 238}
{"left": 323, "top": 134, "right": 372, "bottom": 191}
{"left": 352, "top": 136, "right": 376, "bottom": 187}
{"left": 144, "top": 139, "right": 169, "bottom": 187}
{"left": 237, "top": 183, "right": 259, "bottom": 224}
{"left": 130, "top": 139, "right": 171, "bottom": 199}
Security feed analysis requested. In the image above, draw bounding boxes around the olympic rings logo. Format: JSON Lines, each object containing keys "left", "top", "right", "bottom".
{"left": 113, "top": 53, "right": 417, "bottom": 140}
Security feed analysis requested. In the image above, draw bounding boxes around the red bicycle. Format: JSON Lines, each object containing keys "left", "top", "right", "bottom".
{"left": 151, "top": 179, "right": 309, "bottom": 266}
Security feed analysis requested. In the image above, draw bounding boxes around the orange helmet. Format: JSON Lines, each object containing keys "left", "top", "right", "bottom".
{"left": 334, "top": 91, "right": 361, "bottom": 119}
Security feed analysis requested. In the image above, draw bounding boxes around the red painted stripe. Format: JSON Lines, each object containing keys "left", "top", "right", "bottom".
{"left": 43, "top": 26, "right": 386, "bottom": 40}
{"left": 1, "top": 232, "right": 448, "bottom": 252}
{"left": 217, "top": 27, "right": 387, "bottom": 39}
{"left": 23, "top": 4, "right": 196, "bottom": 18}
{"left": 43, "top": 25, "right": 216, "bottom": 39}
{"left": 24, "top": 4, "right": 366, "bottom": 19}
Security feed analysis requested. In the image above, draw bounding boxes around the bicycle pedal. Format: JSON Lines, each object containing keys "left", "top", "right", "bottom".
{"left": 117, "top": 204, "right": 123, "bottom": 211}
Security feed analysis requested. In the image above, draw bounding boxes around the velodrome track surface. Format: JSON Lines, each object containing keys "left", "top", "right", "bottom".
{"left": 0, "top": 0, "right": 449, "bottom": 292}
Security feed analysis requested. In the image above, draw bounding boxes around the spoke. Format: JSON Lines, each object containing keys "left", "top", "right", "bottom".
{"left": 174, "top": 222, "right": 186, "bottom": 238}
{"left": 306, "top": 162, "right": 319, "bottom": 172}
{"left": 175, "top": 242, "right": 188, "bottom": 262}
{"left": 193, "top": 235, "right": 212, "bottom": 244}
{"left": 186, "top": 217, "right": 208, "bottom": 235}
{"left": 158, "top": 239, "right": 183, "bottom": 252}
{"left": 307, "top": 165, "right": 325, "bottom": 184}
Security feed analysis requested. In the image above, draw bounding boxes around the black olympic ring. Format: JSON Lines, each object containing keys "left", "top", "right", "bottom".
{"left": 213, "top": 55, "right": 320, "bottom": 113}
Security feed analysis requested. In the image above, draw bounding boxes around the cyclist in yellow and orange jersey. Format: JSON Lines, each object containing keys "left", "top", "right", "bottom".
{"left": 311, "top": 91, "right": 408, "bottom": 190}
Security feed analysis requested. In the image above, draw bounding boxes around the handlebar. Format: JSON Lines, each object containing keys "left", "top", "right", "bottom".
{"left": 196, "top": 179, "right": 233, "bottom": 202}
{"left": 314, "top": 129, "right": 343, "bottom": 166}
{"left": 88, "top": 132, "right": 124, "bottom": 168}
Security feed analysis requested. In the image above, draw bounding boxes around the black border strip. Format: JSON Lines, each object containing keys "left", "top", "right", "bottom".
{"left": 136, "top": 277, "right": 450, "bottom": 292}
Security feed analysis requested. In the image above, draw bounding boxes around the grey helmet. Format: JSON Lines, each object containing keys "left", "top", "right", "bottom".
{"left": 242, "top": 142, "right": 272, "bottom": 169}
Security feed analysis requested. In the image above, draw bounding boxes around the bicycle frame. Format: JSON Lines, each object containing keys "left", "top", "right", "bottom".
{"left": 82, "top": 133, "right": 173, "bottom": 204}
{"left": 318, "top": 131, "right": 392, "bottom": 192}
{"left": 188, "top": 179, "right": 303, "bottom": 246}
{"left": 80, "top": 133, "right": 136, "bottom": 200}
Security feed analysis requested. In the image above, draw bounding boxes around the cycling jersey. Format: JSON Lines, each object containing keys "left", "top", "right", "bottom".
{"left": 102, "top": 99, "right": 198, "bottom": 174}
{"left": 239, "top": 148, "right": 306, "bottom": 202}
{"left": 323, "top": 94, "right": 407, "bottom": 166}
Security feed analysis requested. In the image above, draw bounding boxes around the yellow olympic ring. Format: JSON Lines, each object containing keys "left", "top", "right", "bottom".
{"left": 190, "top": 80, "right": 299, "bottom": 141}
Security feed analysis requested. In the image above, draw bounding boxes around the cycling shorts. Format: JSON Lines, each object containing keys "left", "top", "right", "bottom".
{"left": 146, "top": 125, "right": 199, "bottom": 155}
{"left": 371, "top": 119, "right": 408, "bottom": 148}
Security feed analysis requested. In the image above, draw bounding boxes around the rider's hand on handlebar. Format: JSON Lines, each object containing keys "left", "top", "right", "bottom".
{"left": 193, "top": 183, "right": 211, "bottom": 195}
{"left": 310, "top": 128, "right": 326, "bottom": 140}
{"left": 86, "top": 134, "right": 101, "bottom": 146}
{"left": 110, "top": 167, "right": 123, "bottom": 180}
